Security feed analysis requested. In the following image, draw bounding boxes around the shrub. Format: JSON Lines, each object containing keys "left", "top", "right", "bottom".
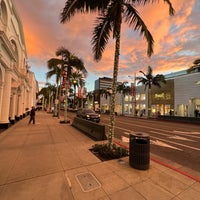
{"left": 91, "top": 143, "right": 128, "bottom": 160}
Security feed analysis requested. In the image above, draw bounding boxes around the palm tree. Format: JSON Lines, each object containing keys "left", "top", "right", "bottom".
{"left": 46, "top": 58, "right": 63, "bottom": 117}
{"left": 187, "top": 58, "right": 200, "bottom": 73}
{"left": 117, "top": 82, "right": 131, "bottom": 115}
{"left": 48, "top": 47, "right": 87, "bottom": 122}
{"left": 136, "top": 66, "right": 166, "bottom": 117}
{"left": 99, "top": 88, "right": 112, "bottom": 113}
{"left": 70, "top": 71, "right": 83, "bottom": 108}
{"left": 60, "top": 0, "right": 175, "bottom": 147}
{"left": 38, "top": 83, "right": 57, "bottom": 112}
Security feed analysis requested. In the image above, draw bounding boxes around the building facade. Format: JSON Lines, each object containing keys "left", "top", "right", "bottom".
{"left": 94, "top": 77, "right": 122, "bottom": 114}
{"left": 174, "top": 72, "right": 200, "bottom": 117}
{"left": 92, "top": 70, "right": 200, "bottom": 118}
{"left": 0, "top": 0, "right": 38, "bottom": 128}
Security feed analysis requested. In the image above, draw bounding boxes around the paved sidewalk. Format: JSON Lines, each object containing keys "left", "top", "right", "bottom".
{"left": 0, "top": 111, "right": 199, "bottom": 200}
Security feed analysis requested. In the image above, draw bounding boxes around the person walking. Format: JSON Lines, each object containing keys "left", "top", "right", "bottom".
{"left": 29, "top": 106, "right": 36, "bottom": 124}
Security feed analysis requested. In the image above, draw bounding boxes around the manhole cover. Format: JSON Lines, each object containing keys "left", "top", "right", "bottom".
{"left": 75, "top": 172, "right": 101, "bottom": 192}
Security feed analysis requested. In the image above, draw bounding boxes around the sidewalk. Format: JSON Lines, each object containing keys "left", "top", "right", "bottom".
{"left": 0, "top": 111, "right": 199, "bottom": 200}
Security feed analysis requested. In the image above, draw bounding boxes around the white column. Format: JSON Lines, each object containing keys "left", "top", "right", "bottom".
{"left": 10, "top": 92, "right": 17, "bottom": 122}
{"left": 21, "top": 85, "right": 26, "bottom": 116}
{"left": 16, "top": 86, "right": 23, "bottom": 118}
{"left": 0, "top": 83, "right": 3, "bottom": 117}
{"left": 0, "top": 70, "right": 11, "bottom": 124}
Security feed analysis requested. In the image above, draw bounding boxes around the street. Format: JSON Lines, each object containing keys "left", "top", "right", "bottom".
{"left": 68, "top": 111, "right": 200, "bottom": 174}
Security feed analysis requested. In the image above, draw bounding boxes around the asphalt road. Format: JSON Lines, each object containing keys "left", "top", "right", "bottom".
{"left": 101, "top": 114, "right": 200, "bottom": 173}
{"left": 68, "top": 111, "right": 200, "bottom": 173}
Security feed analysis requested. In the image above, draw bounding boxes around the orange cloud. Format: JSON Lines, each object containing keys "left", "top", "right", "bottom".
{"left": 14, "top": 0, "right": 200, "bottom": 87}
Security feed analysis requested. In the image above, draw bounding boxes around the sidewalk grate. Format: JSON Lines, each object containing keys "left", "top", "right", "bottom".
{"left": 75, "top": 172, "right": 101, "bottom": 192}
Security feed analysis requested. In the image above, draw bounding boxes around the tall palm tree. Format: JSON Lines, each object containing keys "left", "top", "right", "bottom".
{"left": 117, "top": 82, "right": 131, "bottom": 115}
{"left": 70, "top": 71, "right": 83, "bottom": 108}
{"left": 39, "top": 83, "right": 56, "bottom": 112}
{"left": 46, "top": 58, "right": 63, "bottom": 117}
{"left": 60, "top": 0, "right": 174, "bottom": 147}
{"left": 48, "top": 47, "right": 87, "bottom": 122}
{"left": 136, "top": 65, "right": 166, "bottom": 116}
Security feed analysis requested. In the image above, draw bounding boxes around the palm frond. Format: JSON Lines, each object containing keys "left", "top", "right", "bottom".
{"left": 163, "top": 0, "right": 175, "bottom": 15}
{"left": 193, "top": 58, "right": 200, "bottom": 65}
{"left": 92, "top": 15, "right": 112, "bottom": 61}
{"left": 124, "top": 4, "right": 154, "bottom": 56}
{"left": 132, "top": 0, "right": 175, "bottom": 16}
{"left": 56, "top": 46, "right": 71, "bottom": 58}
{"left": 60, "top": 0, "right": 110, "bottom": 23}
{"left": 47, "top": 58, "right": 63, "bottom": 69}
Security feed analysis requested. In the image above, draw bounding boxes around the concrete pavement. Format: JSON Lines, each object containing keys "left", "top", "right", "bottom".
{"left": 0, "top": 111, "right": 199, "bottom": 200}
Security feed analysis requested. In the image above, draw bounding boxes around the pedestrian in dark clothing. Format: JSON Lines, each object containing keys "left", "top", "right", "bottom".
{"left": 29, "top": 106, "right": 36, "bottom": 124}
{"left": 194, "top": 109, "right": 199, "bottom": 118}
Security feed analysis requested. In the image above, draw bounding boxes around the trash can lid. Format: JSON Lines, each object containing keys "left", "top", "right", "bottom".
{"left": 130, "top": 132, "right": 150, "bottom": 139}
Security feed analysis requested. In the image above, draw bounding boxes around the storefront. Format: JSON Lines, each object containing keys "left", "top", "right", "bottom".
{"left": 150, "top": 80, "right": 174, "bottom": 116}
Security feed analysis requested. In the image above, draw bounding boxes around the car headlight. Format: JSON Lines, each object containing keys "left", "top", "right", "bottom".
{"left": 98, "top": 114, "right": 101, "bottom": 117}
{"left": 86, "top": 114, "right": 90, "bottom": 118}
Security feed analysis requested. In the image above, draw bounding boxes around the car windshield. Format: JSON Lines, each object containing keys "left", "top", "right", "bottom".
{"left": 83, "top": 109, "right": 95, "bottom": 113}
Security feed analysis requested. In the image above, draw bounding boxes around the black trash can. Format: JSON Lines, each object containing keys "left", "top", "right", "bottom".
{"left": 129, "top": 133, "right": 150, "bottom": 170}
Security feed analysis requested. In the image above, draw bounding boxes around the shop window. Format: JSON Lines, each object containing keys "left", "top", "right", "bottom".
{"left": 140, "top": 94, "right": 146, "bottom": 100}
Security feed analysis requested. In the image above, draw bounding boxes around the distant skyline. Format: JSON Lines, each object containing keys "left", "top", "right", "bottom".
{"left": 14, "top": 0, "right": 200, "bottom": 91}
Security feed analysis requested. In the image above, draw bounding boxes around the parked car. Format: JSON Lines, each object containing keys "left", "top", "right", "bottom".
{"left": 76, "top": 109, "right": 100, "bottom": 123}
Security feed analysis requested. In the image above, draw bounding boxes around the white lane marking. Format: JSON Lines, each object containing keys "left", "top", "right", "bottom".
{"left": 121, "top": 136, "right": 129, "bottom": 143}
{"left": 121, "top": 134, "right": 183, "bottom": 151}
{"left": 150, "top": 131, "right": 198, "bottom": 141}
{"left": 168, "top": 135, "right": 196, "bottom": 142}
{"left": 173, "top": 131, "right": 200, "bottom": 135}
{"left": 124, "top": 132, "right": 130, "bottom": 135}
{"left": 112, "top": 122, "right": 200, "bottom": 139}
{"left": 150, "top": 135, "right": 200, "bottom": 151}
{"left": 121, "top": 131, "right": 200, "bottom": 151}
{"left": 151, "top": 140, "right": 183, "bottom": 151}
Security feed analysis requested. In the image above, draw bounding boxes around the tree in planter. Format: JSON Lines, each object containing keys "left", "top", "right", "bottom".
{"left": 70, "top": 71, "right": 87, "bottom": 109}
{"left": 38, "top": 83, "right": 56, "bottom": 112}
{"left": 60, "top": 0, "right": 175, "bottom": 148}
{"left": 136, "top": 66, "right": 166, "bottom": 117}
{"left": 55, "top": 47, "right": 87, "bottom": 123}
{"left": 47, "top": 58, "right": 64, "bottom": 117}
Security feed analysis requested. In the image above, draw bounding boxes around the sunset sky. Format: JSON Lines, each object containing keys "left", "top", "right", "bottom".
{"left": 13, "top": 0, "right": 200, "bottom": 91}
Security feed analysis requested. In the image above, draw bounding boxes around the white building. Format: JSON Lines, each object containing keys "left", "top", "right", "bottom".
{"left": 92, "top": 70, "right": 200, "bottom": 118}
{"left": 0, "top": 0, "right": 38, "bottom": 128}
{"left": 174, "top": 72, "right": 200, "bottom": 117}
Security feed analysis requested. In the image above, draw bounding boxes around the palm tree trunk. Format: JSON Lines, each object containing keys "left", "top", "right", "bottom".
{"left": 122, "top": 93, "right": 124, "bottom": 115}
{"left": 57, "top": 80, "right": 62, "bottom": 118}
{"left": 54, "top": 83, "right": 59, "bottom": 116}
{"left": 108, "top": 32, "right": 121, "bottom": 148}
{"left": 148, "top": 88, "right": 152, "bottom": 117}
{"left": 64, "top": 80, "right": 69, "bottom": 122}
{"left": 73, "top": 85, "right": 76, "bottom": 109}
